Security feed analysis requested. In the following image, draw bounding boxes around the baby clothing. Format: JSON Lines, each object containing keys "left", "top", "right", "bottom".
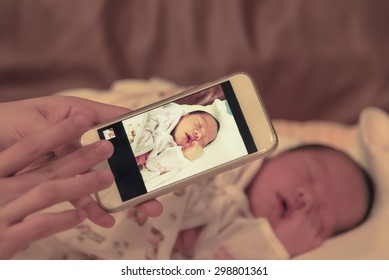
{"left": 127, "top": 102, "right": 190, "bottom": 184}
{"left": 173, "top": 160, "right": 289, "bottom": 260}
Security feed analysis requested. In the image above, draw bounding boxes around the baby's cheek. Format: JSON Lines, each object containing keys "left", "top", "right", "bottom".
{"left": 247, "top": 187, "right": 274, "bottom": 219}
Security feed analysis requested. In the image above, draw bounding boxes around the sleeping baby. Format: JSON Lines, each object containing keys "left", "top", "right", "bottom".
{"left": 130, "top": 102, "right": 220, "bottom": 181}
{"left": 172, "top": 144, "right": 374, "bottom": 259}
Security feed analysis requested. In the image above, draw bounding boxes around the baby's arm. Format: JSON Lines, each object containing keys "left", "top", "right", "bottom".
{"left": 182, "top": 141, "right": 203, "bottom": 161}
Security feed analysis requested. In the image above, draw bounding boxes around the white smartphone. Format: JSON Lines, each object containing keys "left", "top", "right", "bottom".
{"left": 81, "top": 73, "right": 278, "bottom": 212}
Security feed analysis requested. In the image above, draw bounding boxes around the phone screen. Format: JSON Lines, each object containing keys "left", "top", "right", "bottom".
{"left": 98, "top": 81, "right": 258, "bottom": 202}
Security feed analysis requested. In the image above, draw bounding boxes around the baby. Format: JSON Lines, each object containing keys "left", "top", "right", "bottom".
{"left": 173, "top": 144, "right": 375, "bottom": 259}
{"left": 133, "top": 103, "right": 220, "bottom": 177}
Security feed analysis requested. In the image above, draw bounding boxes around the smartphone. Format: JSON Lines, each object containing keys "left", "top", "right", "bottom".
{"left": 81, "top": 73, "right": 278, "bottom": 212}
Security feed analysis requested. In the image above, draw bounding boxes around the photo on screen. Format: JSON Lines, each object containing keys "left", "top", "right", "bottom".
{"left": 98, "top": 82, "right": 257, "bottom": 202}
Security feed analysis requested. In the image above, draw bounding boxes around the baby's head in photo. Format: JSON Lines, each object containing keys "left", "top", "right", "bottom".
{"left": 171, "top": 110, "right": 220, "bottom": 149}
{"left": 246, "top": 144, "right": 375, "bottom": 257}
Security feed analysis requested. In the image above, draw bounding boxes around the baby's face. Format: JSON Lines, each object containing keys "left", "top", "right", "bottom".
{"left": 247, "top": 148, "right": 368, "bottom": 240}
{"left": 172, "top": 112, "right": 218, "bottom": 148}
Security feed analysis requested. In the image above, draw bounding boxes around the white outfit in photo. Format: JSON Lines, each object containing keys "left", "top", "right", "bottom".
{"left": 129, "top": 103, "right": 190, "bottom": 183}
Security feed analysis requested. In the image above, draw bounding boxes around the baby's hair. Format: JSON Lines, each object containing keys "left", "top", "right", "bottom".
{"left": 188, "top": 110, "right": 221, "bottom": 132}
{"left": 284, "top": 144, "right": 375, "bottom": 228}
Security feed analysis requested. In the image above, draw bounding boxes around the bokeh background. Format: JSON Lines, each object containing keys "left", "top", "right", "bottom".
{"left": 1, "top": 0, "right": 388, "bottom": 123}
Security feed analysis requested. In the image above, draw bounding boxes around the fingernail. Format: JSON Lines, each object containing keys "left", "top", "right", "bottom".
{"left": 72, "top": 115, "right": 90, "bottom": 130}
{"left": 98, "top": 215, "right": 116, "bottom": 228}
{"left": 95, "top": 141, "right": 113, "bottom": 157}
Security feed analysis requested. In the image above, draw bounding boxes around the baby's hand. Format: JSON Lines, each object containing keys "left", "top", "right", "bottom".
{"left": 136, "top": 152, "right": 150, "bottom": 166}
{"left": 173, "top": 227, "right": 203, "bottom": 258}
{"left": 182, "top": 141, "right": 203, "bottom": 161}
{"left": 272, "top": 210, "right": 323, "bottom": 258}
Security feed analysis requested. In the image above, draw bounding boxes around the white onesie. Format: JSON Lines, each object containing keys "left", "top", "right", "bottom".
{"left": 129, "top": 102, "right": 190, "bottom": 183}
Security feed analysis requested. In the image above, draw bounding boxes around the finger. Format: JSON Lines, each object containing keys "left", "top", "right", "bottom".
{"left": 46, "top": 140, "right": 114, "bottom": 178}
{"left": 1, "top": 170, "right": 114, "bottom": 225}
{"left": 70, "top": 196, "right": 116, "bottom": 228}
{"left": 10, "top": 141, "right": 114, "bottom": 194}
{"left": 34, "top": 96, "right": 130, "bottom": 125}
{"left": 65, "top": 96, "right": 131, "bottom": 124}
{"left": 0, "top": 115, "right": 92, "bottom": 177}
{"left": 1, "top": 210, "right": 86, "bottom": 260}
{"left": 0, "top": 179, "right": 19, "bottom": 209}
{"left": 136, "top": 199, "right": 164, "bottom": 217}
{"left": 38, "top": 96, "right": 131, "bottom": 159}
{"left": 53, "top": 139, "right": 83, "bottom": 159}
{"left": 40, "top": 96, "right": 131, "bottom": 125}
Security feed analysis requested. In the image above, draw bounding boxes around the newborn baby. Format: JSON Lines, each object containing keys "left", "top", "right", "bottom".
{"left": 133, "top": 103, "right": 220, "bottom": 178}
{"left": 174, "top": 144, "right": 374, "bottom": 259}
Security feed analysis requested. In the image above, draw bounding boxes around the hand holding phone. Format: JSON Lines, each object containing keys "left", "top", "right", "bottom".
{"left": 81, "top": 73, "right": 278, "bottom": 212}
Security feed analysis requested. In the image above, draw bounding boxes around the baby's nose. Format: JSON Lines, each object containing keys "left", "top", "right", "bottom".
{"left": 296, "top": 188, "right": 313, "bottom": 212}
{"left": 194, "top": 130, "right": 202, "bottom": 139}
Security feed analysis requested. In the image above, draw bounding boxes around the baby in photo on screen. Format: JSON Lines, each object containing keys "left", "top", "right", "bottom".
{"left": 125, "top": 102, "right": 220, "bottom": 181}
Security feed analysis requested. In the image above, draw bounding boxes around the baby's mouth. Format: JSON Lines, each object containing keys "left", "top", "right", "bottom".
{"left": 185, "top": 133, "right": 193, "bottom": 144}
{"left": 277, "top": 193, "right": 289, "bottom": 218}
